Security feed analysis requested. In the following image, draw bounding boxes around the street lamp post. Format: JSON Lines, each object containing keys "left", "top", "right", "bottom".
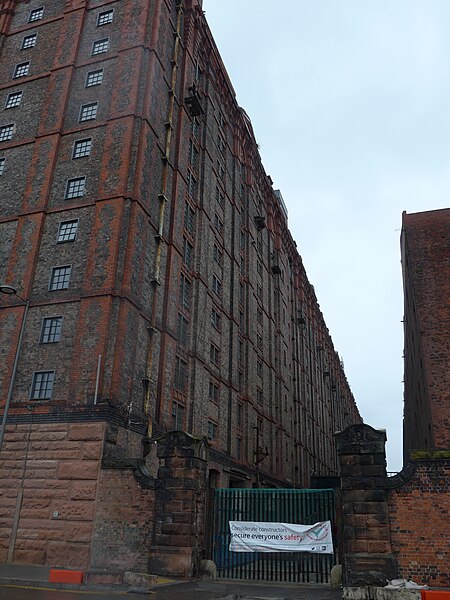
{"left": 0, "top": 285, "right": 30, "bottom": 451}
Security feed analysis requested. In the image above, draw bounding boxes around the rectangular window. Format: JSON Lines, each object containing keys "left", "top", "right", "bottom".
{"left": 212, "top": 274, "right": 221, "bottom": 296}
{"left": 209, "top": 380, "right": 219, "bottom": 402}
{"left": 207, "top": 420, "right": 218, "bottom": 441}
{"left": 174, "top": 356, "right": 187, "bottom": 392}
{"left": 257, "top": 307, "right": 263, "bottom": 324}
{"left": 214, "top": 213, "right": 223, "bottom": 235}
{"left": 57, "top": 219, "right": 78, "bottom": 243}
{"left": 257, "top": 333, "right": 263, "bottom": 349}
{"left": 177, "top": 313, "right": 188, "bottom": 348}
{"left": 257, "top": 388, "right": 263, "bottom": 405}
{"left": 97, "top": 9, "right": 113, "bottom": 26}
{"left": 21, "top": 33, "right": 37, "bottom": 49}
{"left": 13, "top": 62, "right": 30, "bottom": 78}
{"left": 86, "top": 69, "right": 103, "bottom": 87}
{"left": 4, "top": 92, "right": 22, "bottom": 111}
{"left": 79, "top": 102, "right": 98, "bottom": 122}
{"left": 180, "top": 274, "right": 191, "bottom": 309}
{"left": 257, "top": 260, "right": 263, "bottom": 276}
{"left": 257, "top": 283, "right": 262, "bottom": 299}
{"left": 189, "top": 140, "right": 198, "bottom": 171}
{"left": 29, "top": 7, "right": 44, "bottom": 22}
{"left": 65, "top": 177, "right": 85, "bottom": 199}
{"left": 183, "top": 237, "right": 193, "bottom": 269}
{"left": 236, "top": 437, "right": 242, "bottom": 459}
{"left": 210, "top": 343, "right": 220, "bottom": 367}
{"left": 30, "top": 371, "right": 54, "bottom": 400}
{"left": 213, "top": 243, "right": 222, "bottom": 265}
{"left": 215, "top": 186, "right": 224, "bottom": 208}
{"left": 0, "top": 158, "right": 5, "bottom": 175}
{"left": 184, "top": 201, "right": 195, "bottom": 235}
{"left": 217, "top": 160, "right": 225, "bottom": 180}
{"left": 218, "top": 135, "right": 226, "bottom": 155}
{"left": 172, "top": 401, "right": 185, "bottom": 431}
{"left": 187, "top": 171, "right": 197, "bottom": 198}
{"left": 72, "top": 138, "right": 92, "bottom": 158}
{"left": 40, "top": 317, "right": 62, "bottom": 343}
{"left": 0, "top": 124, "right": 14, "bottom": 142}
{"left": 237, "top": 403, "right": 243, "bottom": 428}
{"left": 210, "top": 307, "right": 221, "bottom": 330}
{"left": 257, "top": 359, "right": 263, "bottom": 377}
{"left": 92, "top": 38, "right": 109, "bottom": 55}
{"left": 49, "top": 265, "right": 71, "bottom": 290}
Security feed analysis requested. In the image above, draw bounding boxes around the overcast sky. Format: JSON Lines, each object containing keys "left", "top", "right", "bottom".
{"left": 203, "top": 0, "right": 450, "bottom": 473}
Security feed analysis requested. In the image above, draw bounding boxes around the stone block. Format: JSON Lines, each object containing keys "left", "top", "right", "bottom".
{"left": 57, "top": 460, "right": 99, "bottom": 480}
{"left": 68, "top": 424, "right": 104, "bottom": 442}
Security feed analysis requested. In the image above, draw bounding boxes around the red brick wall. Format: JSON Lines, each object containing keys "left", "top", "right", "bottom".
{"left": 388, "top": 455, "right": 450, "bottom": 587}
{"left": 0, "top": 421, "right": 105, "bottom": 568}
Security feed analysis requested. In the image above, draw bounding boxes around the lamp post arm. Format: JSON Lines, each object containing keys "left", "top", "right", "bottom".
{"left": 0, "top": 299, "right": 30, "bottom": 451}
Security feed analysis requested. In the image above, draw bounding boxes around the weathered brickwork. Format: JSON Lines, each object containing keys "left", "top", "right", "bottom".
{"left": 401, "top": 209, "right": 450, "bottom": 455}
{"left": 388, "top": 454, "right": 450, "bottom": 587}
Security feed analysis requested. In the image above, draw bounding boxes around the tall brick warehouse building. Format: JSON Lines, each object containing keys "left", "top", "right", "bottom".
{"left": 0, "top": 0, "right": 360, "bottom": 570}
{"left": 401, "top": 208, "right": 450, "bottom": 458}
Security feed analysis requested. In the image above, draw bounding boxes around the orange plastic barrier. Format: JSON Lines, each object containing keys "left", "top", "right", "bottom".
{"left": 49, "top": 569, "right": 84, "bottom": 584}
{"left": 421, "top": 592, "right": 450, "bottom": 600}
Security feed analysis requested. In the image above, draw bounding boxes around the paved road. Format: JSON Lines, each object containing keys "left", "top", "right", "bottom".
{"left": 0, "top": 582, "right": 342, "bottom": 600}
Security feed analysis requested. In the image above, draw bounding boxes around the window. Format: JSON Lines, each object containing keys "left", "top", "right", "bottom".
{"left": 189, "top": 140, "right": 198, "bottom": 171}
{"left": 210, "top": 343, "right": 220, "bottom": 367}
{"left": 92, "top": 38, "right": 109, "bottom": 55}
{"left": 237, "top": 403, "right": 243, "bottom": 428}
{"left": 65, "top": 177, "right": 85, "bottom": 199}
{"left": 21, "top": 33, "right": 37, "bottom": 49}
{"left": 49, "top": 265, "right": 71, "bottom": 290}
{"left": 29, "top": 7, "right": 44, "bottom": 22}
{"left": 79, "top": 102, "right": 98, "bottom": 122}
{"left": 86, "top": 69, "right": 103, "bottom": 87}
{"left": 177, "top": 313, "right": 188, "bottom": 348}
{"left": 212, "top": 274, "right": 221, "bottom": 296}
{"left": 5, "top": 92, "right": 23, "bottom": 109}
{"left": 0, "top": 124, "right": 14, "bottom": 142}
{"left": 174, "top": 356, "right": 187, "bottom": 392}
{"left": 180, "top": 273, "right": 191, "bottom": 309}
{"left": 257, "top": 333, "right": 263, "bottom": 349}
{"left": 257, "top": 283, "right": 262, "bottom": 299}
{"left": 236, "top": 437, "right": 242, "bottom": 459}
{"left": 209, "top": 380, "right": 219, "bottom": 402}
{"left": 213, "top": 243, "right": 222, "bottom": 265}
{"left": 13, "top": 62, "right": 30, "bottom": 78}
{"left": 183, "top": 237, "right": 193, "bottom": 269}
{"left": 217, "top": 160, "right": 225, "bottom": 180}
{"left": 257, "top": 359, "right": 263, "bottom": 377}
{"left": 215, "top": 186, "right": 224, "bottom": 208}
{"left": 30, "top": 371, "right": 54, "bottom": 400}
{"left": 218, "top": 135, "right": 226, "bottom": 155}
{"left": 73, "top": 138, "right": 92, "bottom": 158}
{"left": 210, "top": 307, "right": 221, "bottom": 330}
{"left": 187, "top": 171, "right": 197, "bottom": 197}
{"left": 214, "top": 213, "right": 223, "bottom": 235}
{"left": 257, "top": 307, "right": 263, "bottom": 324}
{"left": 97, "top": 9, "right": 113, "bottom": 26}
{"left": 184, "top": 201, "right": 195, "bottom": 234}
{"left": 0, "top": 157, "right": 5, "bottom": 175}
{"left": 207, "top": 420, "right": 218, "bottom": 441}
{"left": 172, "top": 401, "right": 185, "bottom": 431}
{"left": 57, "top": 219, "right": 78, "bottom": 243}
{"left": 257, "top": 388, "right": 263, "bottom": 405}
{"left": 257, "top": 260, "right": 263, "bottom": 276}
{"left": 40, "top": 317, "right": 62, "bottom": 343}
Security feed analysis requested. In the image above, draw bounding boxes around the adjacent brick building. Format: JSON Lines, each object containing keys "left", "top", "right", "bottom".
{"left": 0, "top": 0, "right": 361, "bottom": 570}
{"left": 401, "top": 208, "right": 450, "bottom": 458}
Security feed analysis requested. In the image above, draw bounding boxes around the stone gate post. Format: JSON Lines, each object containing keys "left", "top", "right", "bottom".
{"left": 335, "top": 424, "right": 398, "bottom": 587}
{"left": 149, "top": 431, "right": 209, "bottom": 578}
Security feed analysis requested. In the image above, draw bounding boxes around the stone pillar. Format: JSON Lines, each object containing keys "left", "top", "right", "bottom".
{"left": 335, "top": 424, "right": 398, "bottom": 587}
{"left": 149, "top": 431, "right": 208, "bottom": 578}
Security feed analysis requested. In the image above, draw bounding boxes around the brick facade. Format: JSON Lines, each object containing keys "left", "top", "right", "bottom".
{"left": 1, "top": 0, "right": 361, "bottom": 572}
{"left": 401, "top": 209, "right": 450, "bottom": 456}
{"left": 388, "top": 453, "right": 450, "bottom": 587}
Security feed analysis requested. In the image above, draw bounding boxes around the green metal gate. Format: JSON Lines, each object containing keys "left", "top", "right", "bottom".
{"left": 206, "top": 488, "right": 337, "bottom": 583}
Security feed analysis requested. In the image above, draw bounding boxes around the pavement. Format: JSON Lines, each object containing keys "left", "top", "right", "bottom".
{"left": 0, "top": 564, "right": 343, "bottom": 599}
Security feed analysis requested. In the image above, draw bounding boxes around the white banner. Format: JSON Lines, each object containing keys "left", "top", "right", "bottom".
{"left": 229, "top": 521, "right": 334, "bottom": 554}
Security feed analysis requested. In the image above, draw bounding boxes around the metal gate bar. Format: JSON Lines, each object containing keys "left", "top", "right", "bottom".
{"left": 207, "top": 488, "right": 337, "bottom": 584}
